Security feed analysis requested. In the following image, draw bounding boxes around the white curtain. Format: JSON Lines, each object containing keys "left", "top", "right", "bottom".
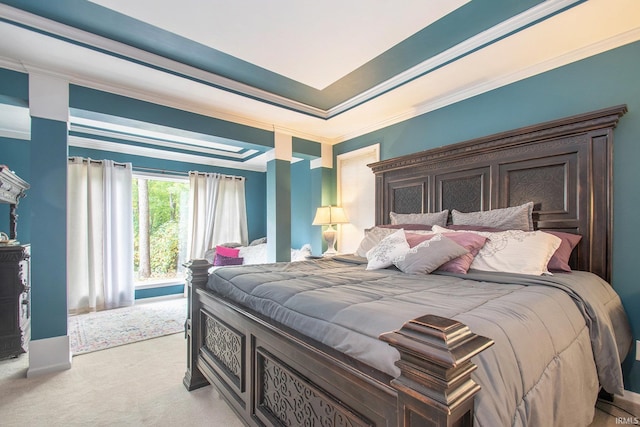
{"left": 67, "top": 157, "right": 134, "bottom": 314}
{"left": 187, "top": 172, "right": 248, "bottom": 260}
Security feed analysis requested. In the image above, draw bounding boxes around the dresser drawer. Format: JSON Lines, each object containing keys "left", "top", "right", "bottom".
{"left": 0, "top": 245, "right": 30, "bottom": 359}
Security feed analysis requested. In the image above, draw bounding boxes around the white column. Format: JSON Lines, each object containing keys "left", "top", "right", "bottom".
{"left": 27, "top": 72, "right": 72, "bottom": 377}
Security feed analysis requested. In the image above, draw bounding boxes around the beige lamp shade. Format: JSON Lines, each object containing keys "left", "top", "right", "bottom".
{"left": 312, "top": 206, "right": 349, "bottom": 225}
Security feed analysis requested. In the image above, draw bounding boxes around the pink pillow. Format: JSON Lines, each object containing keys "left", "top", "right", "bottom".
{"left": 544, "top": 231, "right": 582, "bottom": 272}
{"left": 406, "top": 232, "right": 487, "bottom": 274}
{"left": 216, "top": 245, "right": 240, "bottom": 258}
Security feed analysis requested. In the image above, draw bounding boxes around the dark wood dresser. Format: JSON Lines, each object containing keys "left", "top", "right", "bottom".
{"left": 0, "top": 244, "right": 30, "bottom": 359}
{"left": 0, "top": 165, "right": 30, "bottom": 359}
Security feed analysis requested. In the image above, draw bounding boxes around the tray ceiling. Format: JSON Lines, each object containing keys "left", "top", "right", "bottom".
{"left": 0, "top": 0, "right": 639, "bottom": 170}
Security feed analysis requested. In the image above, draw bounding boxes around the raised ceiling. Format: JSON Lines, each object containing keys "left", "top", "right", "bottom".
{"left": 0, "top": 0, "right": 639, "bottom": 171}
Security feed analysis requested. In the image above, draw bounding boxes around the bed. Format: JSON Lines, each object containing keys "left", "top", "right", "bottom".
{"left": 183, "top": 105, "right": 632, "bottom": 427}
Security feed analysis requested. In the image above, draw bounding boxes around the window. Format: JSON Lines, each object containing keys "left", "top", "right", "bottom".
{"left": 132, "top": 174, "right": 189, "bottom": 287}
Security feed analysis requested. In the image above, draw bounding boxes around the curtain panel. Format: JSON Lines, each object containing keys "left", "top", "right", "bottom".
{"left": 187, "top": 172, "right": 248, "bottom": 260}
{"left": 67, "top": 157, "right": 135, "bottom": 313}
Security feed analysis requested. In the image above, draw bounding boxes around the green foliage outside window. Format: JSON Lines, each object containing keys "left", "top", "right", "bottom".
{"left": 133, "top": 178, "right": 189, "bottom": 281}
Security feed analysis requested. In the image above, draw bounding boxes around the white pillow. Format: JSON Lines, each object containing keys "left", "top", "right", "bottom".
{"left": 433, "top": 225, "right": 561, "bottom": 275}
{"left": 366, "top": 228, "right": 410, "bottom": 270}
{"left": 239, "top": 243, "right": 313, "bottom": 264}
{"left": 356, "top": 226, "right": 434, "bottom": 257}
{"left": 238, "top": 243, "right": 268, "bottom": 264}
{"left": 291, "top": 244, "right": 312, "bottom": 261}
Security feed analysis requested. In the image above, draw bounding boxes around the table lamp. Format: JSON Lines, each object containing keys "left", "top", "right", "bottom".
{"left": 312, "top": 206, "right": 349, "bottom": 256}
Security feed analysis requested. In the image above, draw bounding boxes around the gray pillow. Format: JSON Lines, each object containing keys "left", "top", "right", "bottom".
{"left": 389, "top": 210, "right": 449, "bottom": 227}
{"left": 451, "top": 202, "right": 533, "bottom": 231}
{"left": 355, "top": 227, "right": 397, "bottom": 257}
{"left": 393, "top": 235, "right": 469, "bottom": 275}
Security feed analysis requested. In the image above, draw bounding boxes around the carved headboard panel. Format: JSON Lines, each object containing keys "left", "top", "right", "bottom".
{"left": 368, "top": 105, "right": 627, "bottom": 281}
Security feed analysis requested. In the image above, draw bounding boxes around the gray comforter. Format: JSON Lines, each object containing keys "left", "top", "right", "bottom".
{"left": 207, "top": 258, "right": 632, "bottom": 427}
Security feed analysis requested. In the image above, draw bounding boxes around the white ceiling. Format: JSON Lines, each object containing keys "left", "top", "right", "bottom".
{"left": 0, "top": 0, "right": 639, "bottom": 171}
{"left": 88, "top": 0, "right": 469, "bottom": 90}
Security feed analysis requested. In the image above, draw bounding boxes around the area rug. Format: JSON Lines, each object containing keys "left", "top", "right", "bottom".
{"left": 68, "top": 298, "right": 187, "bottom": 355}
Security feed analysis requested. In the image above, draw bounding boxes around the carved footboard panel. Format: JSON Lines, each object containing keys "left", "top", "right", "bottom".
{"left": 194, "top": 284, "right": 397, "bottom": 426}
{"left": 183, "top": 260, "right": 493, "bottom": 427}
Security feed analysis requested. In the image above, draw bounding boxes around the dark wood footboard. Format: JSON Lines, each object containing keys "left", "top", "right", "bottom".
{"left": 183, "top": 259, "right": 211, "bottom": 391}
{"left": 183, "top": 260, "right": 493, "bottom": 426}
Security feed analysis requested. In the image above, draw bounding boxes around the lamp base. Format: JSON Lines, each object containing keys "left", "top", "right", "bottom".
{"left": 322, "top": 225, "right": 339, "bottom": 256}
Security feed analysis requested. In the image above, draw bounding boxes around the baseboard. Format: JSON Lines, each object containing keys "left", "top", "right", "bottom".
{"left": 619, "top": 389, "right": 640, "bottom": 405}
{"left": 27, "top": 335, "right": 72, "bottom": 377}
{"left": 135, "top": 294, "right": 186, "bottom": 304}
{"left": 135, "top": 284, "right": 184, "bottom": 300}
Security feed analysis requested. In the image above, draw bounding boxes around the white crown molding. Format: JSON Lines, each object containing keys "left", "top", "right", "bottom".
{"left": 68, "top": 135, "right": 267, "bottom": 172}
{"left": 327, "top": 0, "right": 583, "bottom": 117}
{"left": 69, "top": 125, "right": 257, "bottom": 159}
{"left": 0, "top": 54, "right": 332, "bottom": 146}
{"left": 272, "top": 125, "right": 329, "bottom": 144}
{"left": 331, "top": 26, "right": 640, "bottom": 144}
{"left": 0, "top": 3, "right": 326, "bottom": 118}
{"left": 0, "top": 127, "right": 29, "bottom": 140}
{"left": 0, "top": 0, "right": 583, "bottom": 122}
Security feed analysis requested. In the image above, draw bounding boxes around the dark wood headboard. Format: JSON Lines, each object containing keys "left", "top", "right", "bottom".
{"left": 368, "top": 105, "right": 627, "bottom": 281}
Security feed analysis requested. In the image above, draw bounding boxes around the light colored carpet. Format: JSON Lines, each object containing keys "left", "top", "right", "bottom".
{"left": 68, "top": 297, "right": 187, "bottom": 355}
{"left": 592, "top": 398, "right": 640, "bottom": 426}
{"left": 0, "top": 333, "right": 243, "bottom": 427}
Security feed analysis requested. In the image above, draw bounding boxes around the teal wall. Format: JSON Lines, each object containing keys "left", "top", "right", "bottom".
{"left": 30, "top": 117, "right": 68, "bottom": 339}
{"left": 335, "top": 41, "right": 640, "bottom": 393}
{"left": 266, "top": 158, "right": 291, "bottom": 262}
{"left": 0, "top": 68, "right": 28, "bottom": 100}
{"left": 291, "top": 160, "right": 313, "bottom": 249}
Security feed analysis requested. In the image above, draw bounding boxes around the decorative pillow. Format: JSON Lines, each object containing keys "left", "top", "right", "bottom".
{"left": 451, "top": 202, "right": 534, "bottom": 231}
{"left": 406, "top": 231, "right": 488, "bottom": 274}
{"left": 203, "top": 248, "right": 217, "bottom": 264}
{"left": 444, "top": 225, "right": 504, "bottom": 232}
{"left": 433, "top": 225, "right": 561, "bottom": 275}
{"left": 544, "top": 231, "right": 582, "bottom": 272}
{"left": 213, "top": 253, "right": 244, "bottom": 266}
{"left": 389, "top": 210, "right": 449, "bottom": 227}
{"left": 216, "top": 245, "right": 240, "bottom": 258}
{"left": 366, "top": 229, "right": 410, "bottom": 270}
{"left": 394, "top": 235, "right": 469, "bottom": 275}
{"left": 356, "top": 227, "right": 400, "bottom": 257}
{"left": 238, "top": 243, "right": 268, "bottom": 264}
{"left": 291, "top": 244, "right": 313, "bottom": 261}
{"left": 377, "top": 224, "right": 434, "bottom": 231}
{"left": 249, "top": 237, "right": 267, "bottom": 246}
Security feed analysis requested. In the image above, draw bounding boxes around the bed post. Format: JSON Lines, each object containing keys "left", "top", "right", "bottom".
{"left": 183, "top": 259, "right": 212, "bottom": 391}
{"left": 380, "top": 314, "right": 494, "bottom": 427}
